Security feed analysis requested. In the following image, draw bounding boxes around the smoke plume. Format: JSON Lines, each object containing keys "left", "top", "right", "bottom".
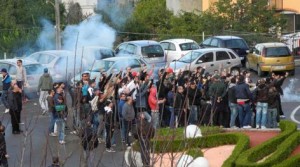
{"left": 282, "top": 78, "right": 300, "bottom": 102}
{"left": 35, "top": 19, "right": 56, "bottom": 50}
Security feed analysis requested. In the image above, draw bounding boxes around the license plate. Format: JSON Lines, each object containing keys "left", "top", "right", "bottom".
{"left": 273, "top": 66, "right": 285, "bottom": 70}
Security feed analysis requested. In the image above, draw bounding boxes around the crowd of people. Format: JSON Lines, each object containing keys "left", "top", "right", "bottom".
{"left": 1, "top": 59, "right": 289, "bottom": 166}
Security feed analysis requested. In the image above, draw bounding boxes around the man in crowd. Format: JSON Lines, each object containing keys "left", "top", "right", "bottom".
{"left": 1, "top": 68, "right": 11, "bottom": 114}
{"left": 38, "top": 68, "right": 53, "bottom": 115}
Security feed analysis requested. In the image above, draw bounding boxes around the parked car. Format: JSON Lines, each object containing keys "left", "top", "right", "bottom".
{"left": 115, "top": 40, "right": 166, "bottom": 67}
{"left": 246, "top": 42, "right": 295, "bottom": 77}
{"left": 160, "top": 38, "right": 200, "bottom": 62}
{"left": 76, "top": 46, "right": 115, "bottom": 65}
{"left": 169, "top": 48, "right": 241, "bottom": 75}
{"left": 69, "top": 56, "right": 151, "bottom": 88}
{"left": 0, "top": 59, "right": 44, "bottom": 97}
{"left": 199, "top": 36, "right": 249, "bottom": 65}
{"left": 24, "top": 50, "right": 88, "bottom": 83}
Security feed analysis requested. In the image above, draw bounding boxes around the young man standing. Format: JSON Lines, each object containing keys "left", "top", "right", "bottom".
{"left": 1, "top": 68, "right": 11, "bottom": 114}
{"left": 16, "top": 59, "right": 27, "bottom": 90}
{"left": 38, "top": 68, "right": 53, "bottom": 115}
{"left": 8, "top": 81, "right": 23, "bottom": 134}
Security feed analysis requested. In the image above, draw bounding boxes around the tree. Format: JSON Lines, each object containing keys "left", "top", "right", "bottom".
{"left": 67, "top": 2, "right": 83, "bottom": 25}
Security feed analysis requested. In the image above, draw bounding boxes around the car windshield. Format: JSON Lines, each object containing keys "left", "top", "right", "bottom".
{"left": 225, "top": 39, "right": 248, "bottom": 49}
{"left": 24, "top": 64, "right": 44, "bottom": 75}
{"left": 178, "top": 51, "right": 202, "bottom": 63}
{"left": 179, "top": 42, "right": 200, "bottom": 51}
{"left": 141, "top": 45, "right": 164, "bottom": 58}
{"left": 266, "top": 47, "right": 291, "bottom": 57}
{"left": 91, "top": 60, "right": 114, "bottom": 72}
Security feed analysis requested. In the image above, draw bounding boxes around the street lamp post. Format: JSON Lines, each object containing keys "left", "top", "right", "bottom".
{"left": 47, "top": 0, "right": 61, "bottom": 50}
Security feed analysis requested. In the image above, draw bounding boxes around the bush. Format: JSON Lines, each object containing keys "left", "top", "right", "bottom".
{"left": 274, "top": 152, "right": 300, "bottom": 167}
{"left": 235, "top": 120, "right": 297, "bottom": 167}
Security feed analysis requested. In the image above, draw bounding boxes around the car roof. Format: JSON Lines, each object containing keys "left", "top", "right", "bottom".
{"left": 160, "top": 39, "right": 196, "bottom": 44}
{"left": 258, "top": 42, "right": 287, "bottom": 48}
{"left": 78, "top": 46, "right": 113, "bottom": 50}
{"left": 192, "top": 48, "right": 234, "bottom": 52}
{"left": 0, "top": 58, "right": 40, "bottom": 66}
{"left": 28, "top": 50, "right": 74, "bottom": 57}
{"left": 213, "top": 36, "right": 243, "bottom": 40}
{"left": 124, "top": 40, "right": 160, "bottom": 46}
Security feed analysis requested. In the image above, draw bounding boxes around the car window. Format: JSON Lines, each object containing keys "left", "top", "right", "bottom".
{"left": 8, "top": 65, "right": 17, "bottom": 75}
{"left": 25, "top": 64, "right": 43, "bottom": 75}
{"left": 216, "top": 51, "right": 230, "bottom": 61}
{"left": 126, "top": 44, "right": 137, "bottom": 54}
{"left": 160, "top": 42, "right": 170, "bottom": 50}
{"left": 39, "top": 54, "right": 55, "bottom": 64}
{"left": 198, "top": 52, "right": 214, "bottom": 63}
{"left": 169, "top": 43, "right": 176, "bottom": 51}
{"left": 178, "top": 51, "right": 203, "bottom": 63}
{"left": 141, "top": 45, "right": 164, "bottom": 58}
{"left": 225, "top": 39, "right": 248, "bottom": 49}
{"left": 92, "top": 60, "right": 114, "bottom": 72}
{"left": 228, "top": 51, "right": 237, "bottom": 59}
{"left": 98, "top": 49, "right": 115, "bottom": 59}
{"left": 179, "top": 42, "right": 200, "bottom": 51}
{"left": 115, "top": 43, "right": 127, "bottom": 54}
{"left": 210, "top": 39, "right": 219, "bottom": 47}
{"left": 265, "top": 47, "right": 291, "bottom": 57}
{"left": 202, "top": 38, "right": 212, "bottom": 46}
{"left": 127, "top": 59, "right": 141, "bottom": 68}
{"left": 27, "top": 53, "right": 40, "bottom": 61}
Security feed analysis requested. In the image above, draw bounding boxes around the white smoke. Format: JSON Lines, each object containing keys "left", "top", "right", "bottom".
{"left": 35, "top": 19, "right": 56, "bottom": 50}
{"left": 282, "top": 78, "right": 300, "bottom": 102}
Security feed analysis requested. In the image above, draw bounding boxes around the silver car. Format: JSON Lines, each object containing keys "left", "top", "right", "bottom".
{"left": 0, "top": 59, "right": 44, "bottom": 95}
{"left": 115, "top": 40, "right": 166, "bottom": 67}
{"left": 24, "top": 50, "right": 88, "bottom": 82}
{"left": 169, "top": 48, "right": 242, "bottom": 75}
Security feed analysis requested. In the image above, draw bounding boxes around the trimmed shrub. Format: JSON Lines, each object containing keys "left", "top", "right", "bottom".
{"left": 235, "top": 120, "right": 297, "bottom": 167}
{"left": 274, "top": 153, "right": 300, "bottom": 167}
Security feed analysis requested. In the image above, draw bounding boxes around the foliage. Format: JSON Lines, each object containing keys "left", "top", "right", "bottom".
{"left": 235, "top": 120, "right": 297, "bottom": 167}
{"left": 274, "top": 152, "right": 300, "bottom": 167}
{"left": 0, "top": 0, "right": 66, "bottom": 56}
{"left": 66, "top": 2, "right": 83, "bottom": 25}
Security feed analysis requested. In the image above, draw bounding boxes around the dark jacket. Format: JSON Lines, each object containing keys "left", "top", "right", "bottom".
{"left": 53, "top": 93, "right": 65, "bottom": 118}
{"left": 135, "top": 83, "right": 149, "bottom": 108}
{"left": 208, "top": 80, "right": 227, "bottom": 99}
{"left": 2, "top": 74, "right": 11, "bottom": 91}
{"left": 122, "top": 103, "right": 135, "bottom": 121}
{"left": 8, "top": 90, "right": 22, "bottom": 112}
{"left": 174, "top": 93, "right": 185, "bottom": 110}
{"left": 118, "top": 99, "right": 126, "bottom": 119}
{"left": 186, "top": 87, "right": 202, "bottom": 106}
{"left": 0, "top": 133, "right": 7, "bottom": 160}
{"left": 228, "top": 83, "right": 237, "bottom": 104}
{"left": 253, "top": 83, "right": 269, "bottom": 103}
{"left": 272, "top": 77, "right": 286, "bottom": 95}
{"left": 38, "top": 73, "right": 53, "bottom": 91}
{"left": 104, "top": 106, "right": 114, "bottom": 126}
{"left": 268, "top": 87, "right": 279, "bottom": 109}
{"left": 81, "top": 126, "right": 98, "bottom": 151}
{"left": 235, "top": 81, "right": 252, "bottom": 100}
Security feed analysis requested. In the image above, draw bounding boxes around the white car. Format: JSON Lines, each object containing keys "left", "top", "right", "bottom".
{"left": 0, "top": 59, "right": 44, "bottom": 96}
{"left": 76, "top": 46, "right": 115, "bottom": 65}
{"left": 169, "top": 48, "right": 242, "bottom": 75}
{"left": 160, "top": 39, "right": 200, "bottom": 62}
{"left": 24, "top": 50, "right": 88, "bottom": 82}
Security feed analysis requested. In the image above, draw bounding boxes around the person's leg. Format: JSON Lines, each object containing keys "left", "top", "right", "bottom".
{"left": 169, "top": 107, "right": 175, "bottom": 128}
{"left": 16, "top": 111, "right": 21, "bottom": 131}
{"left": 105, "top": 124, "right": 111, "bottom": 149}
{"left": 57, "top": 118, "right": 65, "bottom": 142}
{"left": 123, "top": 120, "right": 130, "bottom": 145}
{"left": 272, "top": 108, "right": 278, "bottom": 128}
{"left": 49, "top": 113, "right": 55, "bottom": 133}
{"left": 229, "top": 103, "right": 238, "bottom": 128}
{"left": 151, "top": 112, "right": 160, "bottom": 129}
{"left": 256, "top": 102, "right": 262, "bottom": 128}
{"left": 10, "top": 112, "right": 18, "bottom": 132}
{"left": 1, "top": 90, "right": 10, "bottom": 110}
{"left": 188, "top": 105, "right": 197, "bottom": 125}
{"left": 244, "top": 103, "right": 252, "bottom": 127}
{"left": 261, "top": 103, "right": 268, "bottom": 128}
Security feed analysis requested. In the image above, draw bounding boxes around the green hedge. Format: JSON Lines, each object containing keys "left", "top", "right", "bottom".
{"left": 235, "top": 120, "right": 297, "bottom": 167}
{"left": 274, "top": 153, "right": 300, "bottom": 167}
{"left": 186, "top": 148, "right": 204, "bottom": 158}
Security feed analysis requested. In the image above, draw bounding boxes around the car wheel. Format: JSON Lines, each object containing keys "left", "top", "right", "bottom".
{"left": 231, "top": 67, "right": 240, "bottom": 76}
{"left": 257, "top": 66, "right": 264, "bottom": 77}
{"left": 245, "top": 60, "right": 250, "bottom": 70}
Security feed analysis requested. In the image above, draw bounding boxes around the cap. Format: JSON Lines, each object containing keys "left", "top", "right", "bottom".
{"left": 132, "top": 71, "right": 138, "bottom": 77}
{"left": 1, "top": 68, "right": 7, "bottom": 73}
{"left": 166, "top": 67, "right": 174, "bottom": 73}
{"left": 44, "top": 68, "right": 48, "bottom": 73}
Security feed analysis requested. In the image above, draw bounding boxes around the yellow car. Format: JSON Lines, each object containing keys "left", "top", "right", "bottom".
{"left": 246, "top": 42, "right": 295, "bottom": 77}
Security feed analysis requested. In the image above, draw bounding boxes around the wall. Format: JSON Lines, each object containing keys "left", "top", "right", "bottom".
{"left": 62, "top": 0, "right": 97, "bottom": 15}
{"left": 166, "top": 0, "right": 203, "bottom": 15}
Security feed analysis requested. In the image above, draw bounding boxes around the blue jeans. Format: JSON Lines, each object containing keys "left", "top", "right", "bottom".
{"left": 151, "top": 111, "right": 160, "bottom": 129}
{"left": 1, "top": 90, "right": 9, "bottom": 109}
{"left": 267, "top": 108, "right": 277, "bottom": 128}
{"left": 229, "top": 102, "right": 238, "bottom": 127}
{"left": 122, "top": 119, "right": 132, "bottom": 145}
{"left": 256, "top": 102, "right": 268, "bottom": 127}
{"left": 92, "top": 112, "right": 99, "bottom": 133}
{"left": 188, "top": 105, "right": 198, "bottom": 125}
{"left": 168, "top": 106, "right": 176, "bottom": 128}
{"left": 56, "top": 118, "right": 65, "bottom": 141}
{"left": 49, "top": 113, "right": 56, "bottom": 133}
{"left": 237, "top": 103, "right": 251, "bottom": 127}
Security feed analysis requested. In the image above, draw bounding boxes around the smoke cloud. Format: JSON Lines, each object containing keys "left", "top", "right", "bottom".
{"left": 36, "top": 19, "right": 56, "bottom": 50}
{"left": 97, "top": 0, "right": 134, "bottom": 28}
{"left": 282, "top": 78, "right": 300, "bottom": 102}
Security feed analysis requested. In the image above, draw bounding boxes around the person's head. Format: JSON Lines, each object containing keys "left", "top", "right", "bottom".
{"left": 56, "top": 87, "right": 63, "bottom": 94}
{"left": 106, "top": 99, "right": 113, "bottom": 107}
{"left": 137, "top": 112, "right": 145, "bottom": 120}
{"left": 58, "top": 82, "right": 65, "bottom": 89}
{"left": 190, "top": 81, "right": 196, "bottom": 89}
{"left": 177, "top": 86, "right": 184, "bottom": 93}
{"left": 120, "top": 93, "right": 126, "bottom": 100}
{"left": 126, "top": 96, "right": 133, "bottom": 104}
{"left": 81, "top": 72, "right": 90, "bottom": 81}
{"left": 1, "top": 68, "right": 7, "bottom": 76}
{"left": 89, "top": 80, "right": 96, "bottom": 88}
{"left": 0, "top": 124, "right": 5, "bottom": 134}
{"left": 126, "top": 67, "right": 132, "bottom": 73}
{"left": 48, "top": 89, "right": 55, "bottom": 96}
{"left": 196, "top": 66, "right": 202, "bottom": 72}
{"left": 17, "top": 59, "right": 22, "bottom": 67}
{"left": 238, "top": 75, "right": 245, "bottom": 83}
{"left": 230, "top": 77, "right": 236, "bottom": 84}
{"left": 44, "top": 68, "right": 48, "bottom": 73}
